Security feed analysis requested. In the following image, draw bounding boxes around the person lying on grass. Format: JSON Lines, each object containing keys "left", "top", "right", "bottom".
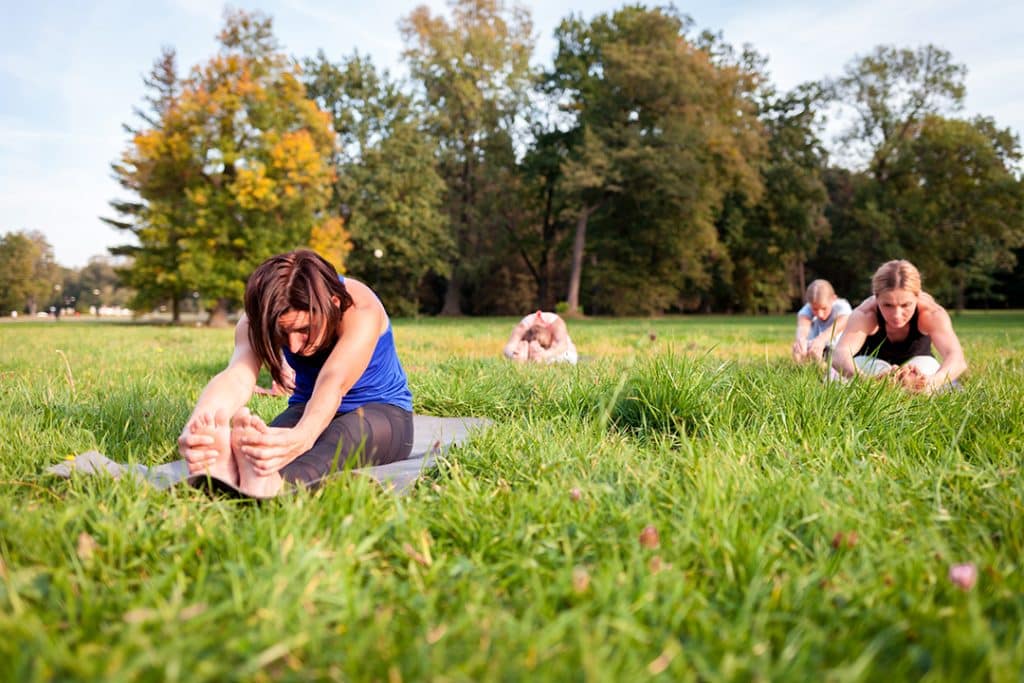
{"left": 831, "top": 259, "right": 967, "bottom": 393}
{"left": 178, "top": 249, "right": 414, "bottom": 497}
{"left": 503, "top": 310, "right": 578, "bottom": 365}
{"left": 792, "top": 279, "right": 852, "bottom": 364}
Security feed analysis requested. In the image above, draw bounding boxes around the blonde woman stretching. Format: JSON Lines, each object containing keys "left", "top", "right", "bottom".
{"left": 832, "top": 260, "right": 967, "bottom": 393}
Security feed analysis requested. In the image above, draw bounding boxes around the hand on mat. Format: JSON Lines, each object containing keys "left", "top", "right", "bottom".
{"left": 235, "top": 417, "right": 306, "bottom": 476}
{"left": 179, "top": 413, "right": 218, "bottom": 474}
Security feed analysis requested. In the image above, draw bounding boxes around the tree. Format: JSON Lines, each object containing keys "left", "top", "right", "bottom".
{"left": 549, "top": 6, "right": 765, "bottom": 314}
{"left": 302, "top": 52, "right": 452, "bottom": 315}
{"left": 107, "top": 9, "right": 341, "bottom": 325}
{"left": 829, "top": 44, "right": 966, "bottom": 181}
{"left": 401, "top": 0, "right": 535, "bottom": 314}
{"left": 104, "top": 46, "right": 191, "bottom": 321}
{"left": 0, "top": 231, "right": 61, "bottom": 315}
{"left": 885, "top": 115, "right": 1024, "bottom": 309}
{"left": 713, "top": 82, "right": 831, "bottom": 312}
{"left": 59, "top": 256, "right": 134, "bottom": 313}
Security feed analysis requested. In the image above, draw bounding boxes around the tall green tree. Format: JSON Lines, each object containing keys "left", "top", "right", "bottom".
{"left": 550, "top": 6, "right": 765, "bottom": 314}
{"left": 103, "top": 46, "right": 191, "bottom": 321}
{"left": 713, "top": 81, "right": 831, "bottom": 312}
{"left": 107, "top": 9, "right": 340, "bottom": 325}
{"left": 0, "top": 230, "right": 61, "bottom": 315}
{"left": 400, "top": 0, "right": 534, "bottom": 314}
{"left": 829, "top": 44, "right": 966, "bottom": 181}
{"left": 303, "top": 52, "right": 452, "bottom": 315}
{"left": 885, "top": 115, "right": 1024, "bottom": 309}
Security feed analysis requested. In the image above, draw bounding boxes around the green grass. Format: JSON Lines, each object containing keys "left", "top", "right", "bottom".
{"left": 1, "top": 312, "right": 1022, "bottom": 682}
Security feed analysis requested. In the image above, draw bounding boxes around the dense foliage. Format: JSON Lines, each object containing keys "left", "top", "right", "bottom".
{"left": 6, "top": 3, "right": 1020, "bottom": 318}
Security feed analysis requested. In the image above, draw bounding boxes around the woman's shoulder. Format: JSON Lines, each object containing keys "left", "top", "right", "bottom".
{"left": 916, "top": 292, "right": 950, "bottom": 328}
{"left": 852, "top": 296, "right": 877, "bottom": 315}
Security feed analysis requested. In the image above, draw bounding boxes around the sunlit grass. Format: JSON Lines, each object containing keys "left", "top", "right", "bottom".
{"left": 1, "top": 312, "right": 1022, "bottom": 681}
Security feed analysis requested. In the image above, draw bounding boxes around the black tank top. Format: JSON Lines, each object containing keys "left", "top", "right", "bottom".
{"left": 855, "top": 305, "right": 933, "bottom": 364}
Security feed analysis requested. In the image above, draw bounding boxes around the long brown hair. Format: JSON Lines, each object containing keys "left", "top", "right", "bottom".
{"left": 244, "top": 249, "right": 353, "bottom": 388}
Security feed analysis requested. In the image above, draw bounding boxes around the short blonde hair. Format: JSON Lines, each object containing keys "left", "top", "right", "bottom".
{"left": 871, "top": 260, "right": 922, "bottom": 296}
{"left": 805, "top": 279, "right": 835, "bottom": 304}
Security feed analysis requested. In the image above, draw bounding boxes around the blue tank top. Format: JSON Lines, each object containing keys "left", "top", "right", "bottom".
{"left": 282, "top": 280, "right": 412, "bottom": 413}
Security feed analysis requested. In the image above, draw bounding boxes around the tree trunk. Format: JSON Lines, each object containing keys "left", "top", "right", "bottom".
{"left": 172, "top": 296, "right": 181, "bottom": 324}
{"left": 538, "top": 183, "right": 557, "bottom": 310}
{"left": 439, "top": 267, "right": 462, "bottom": 316}
{"left": 207, "top": 298, "right": 231, "bottom": 328}
{"left": 566, "top": 205, "right": 596, "bottom": 316}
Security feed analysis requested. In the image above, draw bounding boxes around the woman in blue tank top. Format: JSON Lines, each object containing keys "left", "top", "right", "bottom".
{"left": 177, "top": 249, "right": 413, "bottom": 497}
{"left": 832, "top": 259, "right": 967, "bottom": 393}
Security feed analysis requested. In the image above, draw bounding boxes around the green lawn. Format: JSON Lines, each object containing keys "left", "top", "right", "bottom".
{"left": 1, "top": 313, "right": 1022, "bottom": 681}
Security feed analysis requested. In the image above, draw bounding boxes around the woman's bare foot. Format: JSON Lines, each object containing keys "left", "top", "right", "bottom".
{"left": 191, "top": 409, "right": 239, "bottom": 485}
{"left": 231, "top": 408, "right": 283, "bottom": 498}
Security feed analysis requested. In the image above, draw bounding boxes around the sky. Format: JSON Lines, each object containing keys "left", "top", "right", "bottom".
{"left": 1, "top": 0, "right": 1021, "bottom": 268}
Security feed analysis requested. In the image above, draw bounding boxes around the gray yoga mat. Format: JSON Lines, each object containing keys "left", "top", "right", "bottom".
{"left": 46, "top": 415, "right": 491, "bottom": 496}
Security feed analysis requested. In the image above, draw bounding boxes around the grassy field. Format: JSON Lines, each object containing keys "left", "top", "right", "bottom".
{"left": 1, "top": 313, "right": 1022, "bottom": 682}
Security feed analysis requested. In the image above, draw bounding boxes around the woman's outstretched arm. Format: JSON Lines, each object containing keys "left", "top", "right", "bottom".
{"left": 178, "top": 317, "right": 260, "bottom": 462}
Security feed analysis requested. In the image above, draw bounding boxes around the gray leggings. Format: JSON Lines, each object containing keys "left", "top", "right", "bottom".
{"left": 272, "top": 403, "right": 414, "bottom": 486}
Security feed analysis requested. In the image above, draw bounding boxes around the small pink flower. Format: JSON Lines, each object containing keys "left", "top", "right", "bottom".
{"left": 569, "top": 487, "right": 582, "bottom": 502}
{"left": 948, "top": 563, "right": 977, "bottom": 591}
{"left": 639, "top": 525, "right": 660, "bottom": 549}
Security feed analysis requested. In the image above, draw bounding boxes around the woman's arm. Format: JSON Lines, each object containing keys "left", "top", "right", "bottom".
{"left": 503, "top": 319, "right": 530, "bottom": 358}
{"left": 919, "top": 297, "right": 968, "bottom": 389}
{"left": 238, "top": 278, "right": 385, "bottom": 473}
{"left": 808, "top": 313, "right": 850, "bottom": 356}
{"left": 831, "top": 300, "right": 876, "bottom": 378}
{"left": 792, "top": 315, "right": 812, "bottom": 359}
{"left": 178, "top": 317, "right": 260, "bottom": 460}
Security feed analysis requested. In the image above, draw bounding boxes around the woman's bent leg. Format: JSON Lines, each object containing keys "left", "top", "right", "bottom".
{"left": 854, "top": 356, "right": 892, "bottom": 377}
{"left": 278, "top": 403, "right": 414, "bottom": 487}
{"left": 904, "top": 355, "right": 940, "bottom": 376}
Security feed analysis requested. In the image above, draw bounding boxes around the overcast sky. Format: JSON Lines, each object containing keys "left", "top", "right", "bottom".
{"left": 1, "top": 0, "right": 1020, "bottom": 267}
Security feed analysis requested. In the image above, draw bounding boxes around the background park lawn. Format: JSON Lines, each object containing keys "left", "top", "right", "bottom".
{"left": 1, "top": 313, "right": 1022, "bottom": 681}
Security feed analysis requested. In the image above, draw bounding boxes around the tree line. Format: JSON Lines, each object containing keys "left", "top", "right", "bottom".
{"left": 4, "top": 2, "right": 1022, "bottom": 321}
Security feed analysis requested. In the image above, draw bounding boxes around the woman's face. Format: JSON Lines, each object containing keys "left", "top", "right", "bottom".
{"left": 278, "top": 309, "right": 327, "bottom": 355}
{"left": 876, "top": 288, "right": 918, "bottom": 330}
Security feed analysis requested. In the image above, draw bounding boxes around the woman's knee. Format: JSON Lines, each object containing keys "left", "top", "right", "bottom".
{"left": 905, "top": 355, "right": 940, "bottom": 376}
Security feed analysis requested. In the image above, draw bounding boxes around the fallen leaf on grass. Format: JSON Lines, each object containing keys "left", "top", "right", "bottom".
{"left": 76, "top": 532, "right": 98, "bottom": 562}
{"left": 831, "top": 531, "right": 858, "bottom": 550}
{"left": 572, "top": 567, "right": 591, "bottom": 594}
{"left": 179, "top": 603, "right": 208, "bottom": 621}
{"left": 426, "top": 624, "right": 447, "bottom": 644}
{"left": 403, "top": 543, "right": 431, "bottom": 567}
{"left": 123, "top": 608, "right": 159, "bottom": 624}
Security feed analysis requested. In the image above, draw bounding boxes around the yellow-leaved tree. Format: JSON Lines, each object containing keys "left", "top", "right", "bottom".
{"left": 106, "top": 9, "right": 347, "bottom": 325}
